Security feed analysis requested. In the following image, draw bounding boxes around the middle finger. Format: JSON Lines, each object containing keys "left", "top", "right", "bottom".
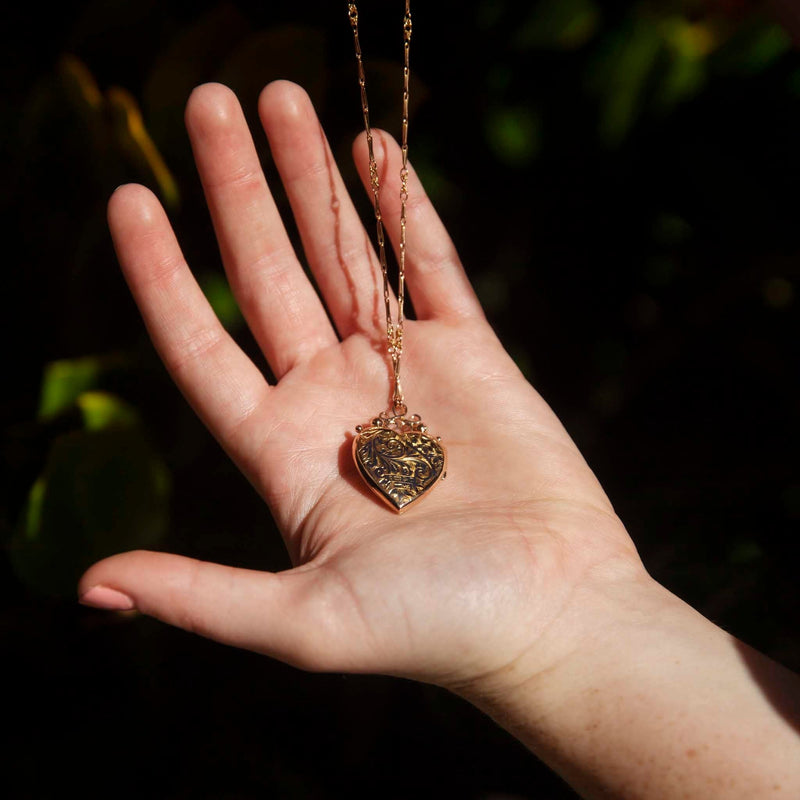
{"left": 185, "top": 82, "right": 338, "bottom": 380}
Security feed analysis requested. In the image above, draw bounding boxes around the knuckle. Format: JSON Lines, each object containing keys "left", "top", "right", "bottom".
{"left": 165, "top": 325, "right": 224, "bottom": 376}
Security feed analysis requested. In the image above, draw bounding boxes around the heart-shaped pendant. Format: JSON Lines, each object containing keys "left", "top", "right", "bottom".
{"left": 353, "top": 420, "right": 446, "bottom": 512}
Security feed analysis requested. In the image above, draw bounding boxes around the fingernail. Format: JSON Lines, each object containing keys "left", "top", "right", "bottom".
{"left": 79, "top": 585, "right": 136, "bottom": 611}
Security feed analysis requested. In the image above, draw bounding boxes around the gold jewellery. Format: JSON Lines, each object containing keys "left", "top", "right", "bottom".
{"left": 348, "top": 2, "right": 446, "bottom": 513}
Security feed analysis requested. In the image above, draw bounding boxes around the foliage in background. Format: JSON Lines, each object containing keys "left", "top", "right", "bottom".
{"left": 11, "top": 357, "right": 169, "bottom": 596}
{"left": 2, "top": 0, "right": 799, "bottom": 796}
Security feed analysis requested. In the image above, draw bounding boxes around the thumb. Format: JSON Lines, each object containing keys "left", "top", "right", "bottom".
{"left": 78, "top": 550, "right": 350, "bottom": 672}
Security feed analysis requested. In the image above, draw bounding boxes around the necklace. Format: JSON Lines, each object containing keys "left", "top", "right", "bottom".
{"left": 348, "top": 1, "right": 446, "bottom": 513}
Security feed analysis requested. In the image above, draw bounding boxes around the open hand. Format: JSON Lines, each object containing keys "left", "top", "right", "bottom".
{"left": 80, "top": 81, "right": 641, "bottom": 691}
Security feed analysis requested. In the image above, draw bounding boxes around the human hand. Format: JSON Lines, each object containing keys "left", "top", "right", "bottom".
{"left": 79, "top": 80, "right": 641, "bottom": 690}
{"left": 79, "top": 80, "right": 800, "bottom": 799}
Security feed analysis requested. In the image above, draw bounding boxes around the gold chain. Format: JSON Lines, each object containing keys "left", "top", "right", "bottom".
{"left": 348, "top": 1, "right": 412, "bottom": 418}
{"left": 348, "top": 2, "right": 447, "bottom": 514}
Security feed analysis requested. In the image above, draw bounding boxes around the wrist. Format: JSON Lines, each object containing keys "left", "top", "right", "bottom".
{"left": 452, "top": 571, "right": 800, "bottom": 799}
{"left": 451, "top": 561, "right": 666, "bottom": 729}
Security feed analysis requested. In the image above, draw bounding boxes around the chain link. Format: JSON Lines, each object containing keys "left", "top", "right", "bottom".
{"left": 348, "top": 1, "right": 412, "bottom": 417}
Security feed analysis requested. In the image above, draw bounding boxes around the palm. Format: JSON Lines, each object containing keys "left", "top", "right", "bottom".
{"left": 82, "top": 82, "right": 636, "bottom": 688}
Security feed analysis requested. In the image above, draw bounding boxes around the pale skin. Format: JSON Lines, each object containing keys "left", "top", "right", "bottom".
{"left": 79, "top": 81, "right": 800, "bottom": 798}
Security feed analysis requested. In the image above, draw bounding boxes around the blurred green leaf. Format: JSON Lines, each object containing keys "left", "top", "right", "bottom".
{"left": 38, "top": 355, "right": 129, "bottom": 420}
{"left": 514, "top": 0, "right": 600, "bottom": 51}
{"left": 23, "top": 478, "right": 46, "bottom": 543}
{"left": 60, "top": 54, "right": 103, "bottom": 111}
{"left": 656, "top": 19, "right": 710, "bottom": 112}
{"left": 589, "top": 11, "right": 721, "bottom": 143}
{"left": 591, "top": 16, "right": 663, "bottom": 146}
{"left": 24, "top": 360, "right": 170, "bottom": 596}
{"left": 13, "top": 427, "right": 170, "bottom": 597}
{"left": 200, "top": 272, "right": 243, "bottom": 331}
{"left": 485, "top": 106, "right": 542, "bottom": 166}
{"left": 656, "top": 53, "right": 706, "bottom": 111}
{"left": 107, "top": 85, "right": 180, "bottom": 210}
{"left": 661, "top": 17, "right": 717, "bottom": 61}
{"left": 39, "top": 356, "right": 102, "bottom": 420}
{"left": 77, "top": 391, "right": 140, "bottom": 431}
{"left": 711, "top": 20, "right": 791, "bottom": 75}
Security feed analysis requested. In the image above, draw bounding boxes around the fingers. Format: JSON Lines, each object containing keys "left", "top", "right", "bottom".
{"left": 185, "top": 83, "right": 338, "bottom": 378}
{"left": 258, "top": 80, "right": 387, "bottom": 340}
{"left": 78, "top": 551, "right": 363, "bottom": 673}
{"left": 353, "top": 130, "right": 485, "bottom": 322}
{"left": 107, "top": 184, "right": 271, "bottom": 472}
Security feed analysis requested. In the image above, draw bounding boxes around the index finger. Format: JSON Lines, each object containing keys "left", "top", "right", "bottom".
{"left": 108, "top": 184, "right": 273, "bottom": 476}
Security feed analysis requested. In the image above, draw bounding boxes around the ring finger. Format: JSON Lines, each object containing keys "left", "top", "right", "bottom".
{"left": 258, "top": 80, "right": 392, "bottom": 341}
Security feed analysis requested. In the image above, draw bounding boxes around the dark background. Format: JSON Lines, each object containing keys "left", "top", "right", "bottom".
{"left": 3, "top": 1, "right": 800, "bottom": 797}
